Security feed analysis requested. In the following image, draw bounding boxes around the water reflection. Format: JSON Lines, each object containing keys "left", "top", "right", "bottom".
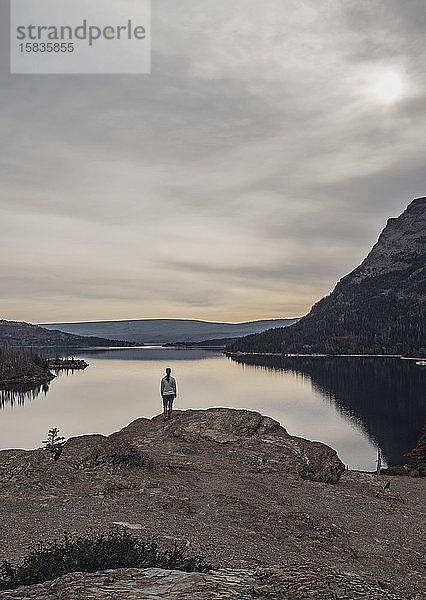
{"left": 1, "top": 347, "right": 423, "bottom": 468}
{"left": 0, "top": 382, "right": 50, "bottom": 408}
{"left": 67, "top": 347, "right": 220, "bottom": 361}
{"left": 231, "top": 355, "right": 425, "bottom": 466}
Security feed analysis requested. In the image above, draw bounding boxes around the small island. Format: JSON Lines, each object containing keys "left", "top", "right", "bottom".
{"left": 47, "top": 358, "right": 89, "bottom": 370}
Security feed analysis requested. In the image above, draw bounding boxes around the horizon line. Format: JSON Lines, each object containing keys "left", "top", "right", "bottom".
{"left": 36, "top": 316, "right": 303, "bottom": 326}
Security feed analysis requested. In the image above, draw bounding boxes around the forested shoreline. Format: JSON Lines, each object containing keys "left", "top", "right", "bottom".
{"left": 0, "top": 347, "right": 54, "bottom": 385}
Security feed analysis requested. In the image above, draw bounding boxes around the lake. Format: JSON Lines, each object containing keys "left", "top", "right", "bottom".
{"left": 0, "top": 347, "right": 424, "bottom": 471}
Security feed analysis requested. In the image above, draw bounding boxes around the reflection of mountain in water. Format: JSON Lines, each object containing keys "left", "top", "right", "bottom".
{"left": 231, "top": 355, "right": 425, "bottom": 466}
{"left": 0, "top": 383, "right": 50, "bottom": 409}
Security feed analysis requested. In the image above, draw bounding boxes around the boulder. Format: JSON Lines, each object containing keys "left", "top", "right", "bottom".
{"left": 113, "top": 408, "right": 344, "bottom": 483}
{"left": 0, "top": 409, "right": 344, "bottom": 484}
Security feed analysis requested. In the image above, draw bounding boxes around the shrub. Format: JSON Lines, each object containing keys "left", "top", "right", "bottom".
{"left": 42, "top": 428, "right": 66, "bottom": 460}
{"left": 380, "top": 465, "right": 421, "bottom": 477}
{"left": 0, "top": 528, "right": 212, "bottom": 591}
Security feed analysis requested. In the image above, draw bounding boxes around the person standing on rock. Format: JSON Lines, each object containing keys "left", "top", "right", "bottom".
{"left": 161, "top": 367, "right": 177, "bottom": 421}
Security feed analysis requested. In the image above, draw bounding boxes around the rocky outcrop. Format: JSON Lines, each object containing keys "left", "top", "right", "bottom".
{"left": 0, "top": 565, "right": 402, "bottom": 600}
{"left": 109, "top": 408, "right": 344, "bottom": 483}
{"left": 0, "top": 409, "right": 425, "bottom": 598}
{"left": 229, "top": 198, "right": 425, "bottom": 356}
{"left": 0, "top": 409, "right": 344, "bottom": 485}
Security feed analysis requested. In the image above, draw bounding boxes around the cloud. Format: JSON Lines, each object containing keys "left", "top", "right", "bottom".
{"left": 0, "top": 0, "right": 424, "bottom": 322}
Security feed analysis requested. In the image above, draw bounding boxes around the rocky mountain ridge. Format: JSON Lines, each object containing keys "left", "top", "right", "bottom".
{"left": 228, "top": 198, "right": 425, "bottom": 355}
{"left": 350, "top": 198, "right": 424, "bottom": 283}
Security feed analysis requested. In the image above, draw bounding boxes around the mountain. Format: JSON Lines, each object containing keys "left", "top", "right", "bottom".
{"left": 0, "top": 320, "right": 136, "bottom": 348}
{"left": 228, "top": 198, "right": 425, "bottom": 356}
{"left": 39, "top": 318, "right": 299, "bottom": 345}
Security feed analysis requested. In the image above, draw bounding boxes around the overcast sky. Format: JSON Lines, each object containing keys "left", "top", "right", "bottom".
{"left": 0, "top": 0, "right": 425, "bottom": 323}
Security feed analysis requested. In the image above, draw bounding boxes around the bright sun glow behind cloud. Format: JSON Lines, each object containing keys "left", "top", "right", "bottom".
{"left": 373, "top": 71, "right": 404, "bottom": 103}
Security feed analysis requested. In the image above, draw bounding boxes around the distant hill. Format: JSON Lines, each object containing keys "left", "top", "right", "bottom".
{"left": 0, "top": 320, "right": 136, "bottom": 348}
{"left": 163, "top": 337, "right": 240, "bottom": 348}
{"left": 39, "top": 318, "right": 300, "bottom": 345}
{"left": 228, "top": 198, "right": 425, "bottom": 356}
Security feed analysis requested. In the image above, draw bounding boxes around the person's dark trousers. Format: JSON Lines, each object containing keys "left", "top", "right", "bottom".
{"left": 162, "top": 394, "right": 175, "bottom": 419}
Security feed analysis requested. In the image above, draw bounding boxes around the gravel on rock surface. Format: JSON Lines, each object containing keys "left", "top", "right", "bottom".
{"left": 0, "top": 409, "right": 425, "bottom": 599}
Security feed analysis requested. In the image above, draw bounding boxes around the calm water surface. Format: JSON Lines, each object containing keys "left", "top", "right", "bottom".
{"left": 0, "top": 347, "right": 424, "bottom": 471}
